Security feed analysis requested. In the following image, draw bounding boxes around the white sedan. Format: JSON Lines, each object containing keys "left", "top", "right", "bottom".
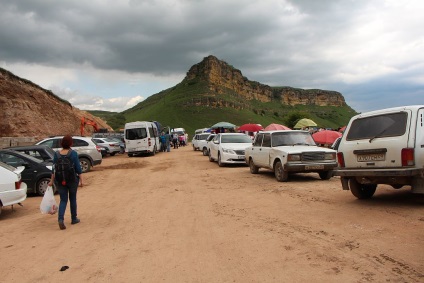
{"left": 0, "top": 162, "right": 27, "bottom": 215}
{"left": 208, "top": 133, "right": 253, "bottom": 166}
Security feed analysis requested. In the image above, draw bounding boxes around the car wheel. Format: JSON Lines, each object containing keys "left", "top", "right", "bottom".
{"left": 349, "top": 178, "right": 377, "bottom": 199}
{"left": 36, "top": 177, "right": 50, "bottom": 196}
{"left": 151, "top": 146, "right": 156, "bottom": 156}
{"left": 79, "top": 157, "right": 91, "bottom": 173}
{"left": 193, "top": 145, "right": 196, "bottom": 151}
{"left": 110, "top": 152, "right": 116, "bottom": 156}
{"left": 208, "top": 151, "right": 214, "bottom": 162}
{"left": 274, "top": 161, "right": 288, "bottom": 182}
{"left": 319, "top": 171, "right": 332, "bottom": 180}
{"left": 249, "top": 159, "right": 259, "bottom": 174}
{"left": 218, "top": 153, "right": 225, "bottom": 167}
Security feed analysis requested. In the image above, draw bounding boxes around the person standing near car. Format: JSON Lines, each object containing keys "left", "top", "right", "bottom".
{"left": 48, "top": 135, "right": 83, "bottom": 230}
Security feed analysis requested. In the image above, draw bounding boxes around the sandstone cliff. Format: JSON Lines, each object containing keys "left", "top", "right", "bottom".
{"left": 184, "top": 55, "right": 346, "bottom": 107}
{"left": 0, "top": 68, "right": 112, "bottom": 139}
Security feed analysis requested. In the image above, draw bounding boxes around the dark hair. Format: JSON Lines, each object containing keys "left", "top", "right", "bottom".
{"left": 61, "top": 135, "right": 73, "bottom": 149}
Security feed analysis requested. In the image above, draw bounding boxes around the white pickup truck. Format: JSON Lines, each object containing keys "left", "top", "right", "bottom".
{"left": 245, "top": 130, "right": 338, "bottom": 182}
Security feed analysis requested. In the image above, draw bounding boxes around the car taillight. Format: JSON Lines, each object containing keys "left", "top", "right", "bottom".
{"left": 15, "top": 181, "right": 22, "bottom": 190}
{"left": 337, "top": 152, "right": 345, "bottom": 167}
{"left": 401, "top": 148, "right": 414, "bottom": 166}
{"left": 148, "top": 138, "right": 151, "bottom": 146}
{"left": 96, "top": 145, "right": 102, "bottom": 152}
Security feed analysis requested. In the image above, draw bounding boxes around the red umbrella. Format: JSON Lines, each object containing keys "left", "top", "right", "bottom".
{"left": 339, "top": 126, "right": 346, "bottom": 133}
{"left": 238, "top": 123, "right": 264, "bottom": 132}
{"left": 264, "top": 123, "right": 291, "bottom": 131}
{"left": 312, "top": 130, "right": 342, "bottom": 145}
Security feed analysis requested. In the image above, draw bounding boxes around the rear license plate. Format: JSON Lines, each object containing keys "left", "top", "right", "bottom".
{"left": 357, "top": 154, "right": 385, "bottom": 162}
{"left": 305, "top": 165, "right": 324, "bottom": 170}
{"left": 238, "top": 155, "right": 244, "bottom": 159}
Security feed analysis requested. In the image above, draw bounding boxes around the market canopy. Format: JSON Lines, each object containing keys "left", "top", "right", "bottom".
{"left": 294, "top": 118, "right": 317, "bottom": 129}
{"left": 210, "top": 121, "right": 236, "bottom": 129}
{"left": 238, "top": 123, "right": 263, "bottom": 132}
{"left": 312, "top": 130, "right": 342, "bottom": 145}
{"left": 264, "top": 123, "right": 291, "bottom": 131}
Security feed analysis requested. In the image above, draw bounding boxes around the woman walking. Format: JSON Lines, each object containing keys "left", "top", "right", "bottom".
{"left": 48, "top": 135, "right": 83, "bottom": 230}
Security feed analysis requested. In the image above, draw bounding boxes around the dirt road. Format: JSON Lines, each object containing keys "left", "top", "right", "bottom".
{"left": 1, "top": 145, "right": 423, "bottom": 282}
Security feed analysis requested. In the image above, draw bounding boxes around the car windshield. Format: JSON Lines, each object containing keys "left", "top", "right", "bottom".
{"left": 221, "top": 135, "right": 252, "bottom": 143}
{"left": 346, "top": 112, "right": 407, "bottom": 141}
{"left": 271, "top": 132, "right": 316, "bottom": 146}
{"left": 104, "top": 138, "right": 117, "bottom": 143}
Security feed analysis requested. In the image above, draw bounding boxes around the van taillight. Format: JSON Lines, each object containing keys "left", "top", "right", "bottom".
{"left": 401, "top": 148, "right": 414, "bottom": 166}
{"left": 337, "top": 152, "right": 345, "bottom": 167}
{"left": 148, "top": 138, "right": 151, "bottom": 146}
{"left": 15, "top": 181, "right": 22, "bottom": 190}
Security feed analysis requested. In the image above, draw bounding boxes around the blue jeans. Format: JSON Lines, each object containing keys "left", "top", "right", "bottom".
{"left": 57, "top": 180, "right": 78, "bottom": 222}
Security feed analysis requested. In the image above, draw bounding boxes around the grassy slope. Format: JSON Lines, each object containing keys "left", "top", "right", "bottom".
{"left": 120, "top": 79, "right": 357, "bottom": 137}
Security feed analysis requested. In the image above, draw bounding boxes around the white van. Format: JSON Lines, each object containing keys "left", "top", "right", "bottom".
{"left": 124, "top": 121, "right": 160, "bottom": 157}
{"left": 334, "top": 105, "right": 424, "bottom": 199}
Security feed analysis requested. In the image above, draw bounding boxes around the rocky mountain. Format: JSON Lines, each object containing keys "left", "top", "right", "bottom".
{"left": 123, "top": 55, "right": 355, "bottom": 133}
{"left": 0, "top": 68, "right": 112, "bottom": 140}
{"left": 184, "top": 55, "right": 346, "bottom": 107}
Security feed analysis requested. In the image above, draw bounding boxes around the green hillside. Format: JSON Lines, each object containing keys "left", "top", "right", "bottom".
{"left": 118, "top": 79, "right": 357, "bottom": 137}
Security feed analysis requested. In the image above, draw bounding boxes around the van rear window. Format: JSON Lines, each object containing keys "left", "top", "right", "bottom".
{"left": 126, "top": 128, "right": 147, "bottom": 140}
{"left": 346, "top": 112, "right": 407, "bottom": 140}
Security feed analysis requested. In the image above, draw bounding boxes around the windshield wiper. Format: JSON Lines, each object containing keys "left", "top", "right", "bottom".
{"left": 369, "top": 127, "right": 390, "bottom": 143}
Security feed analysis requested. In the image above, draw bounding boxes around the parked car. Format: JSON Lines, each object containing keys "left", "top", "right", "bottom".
{"left": 93, "top": 137, "right": 121, "bottom": 156}
{"left": 204, "top": 134, "right": 216, "bottom": 156}
{"left": 209, "top": 133, "right": 253, "bottom": 166}
{"left": 245, "top": 130, "right": 338, "bottom": 182}
{"left": 36, "top": 136, "right": 102, "bottom": 173}
{"left": 0, "top": 161, "right": 27, "bottom": 215}
{"left": 109, "top": 137, "right": 125, "bottom": 153}
{"left": 192, "top": 133, "right": 211, "bottom": 151}
{"left": 6, "top": 145, "right": 55, "bottom": 162}
{"left": 0, "top": 149, "right": 54, "bottom": 196}
{"left": 333, "top": 105, "right": 424, "bottom": 199}
{"left": 98, "top": 145, "right": 109, "bottom": 157}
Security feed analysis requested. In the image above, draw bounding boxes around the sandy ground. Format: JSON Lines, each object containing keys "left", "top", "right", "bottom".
{"left": 1, "top": 144, "right": 423, "bottom": 283}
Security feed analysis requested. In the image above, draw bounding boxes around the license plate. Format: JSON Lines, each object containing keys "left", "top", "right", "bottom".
{"left": 238, "top": 155, "right": 244, "bottom": 159}
{"left": 305, "top": 165, "right": 324, "bottom": 170}
{"left": 357, "top": 154, "right": 385, "bottom": 162}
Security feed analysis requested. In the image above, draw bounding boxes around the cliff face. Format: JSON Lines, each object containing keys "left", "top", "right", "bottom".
{"left": 185, "top": 55, "right": 346, "bottom": 107}
{"left": 0, "top": 68, "right": 112, "bottom": 139}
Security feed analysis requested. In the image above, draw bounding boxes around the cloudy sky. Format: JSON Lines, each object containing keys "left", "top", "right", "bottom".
{"left": 1, "top": 0, "right": 423, "bottom": 113}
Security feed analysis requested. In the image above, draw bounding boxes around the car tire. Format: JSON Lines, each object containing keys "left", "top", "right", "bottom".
{"left": 79, "top": 157, "right": 91, "bottom": 173}
{"left": 110, "top": 152, "right": 116, "bottom": 156}
{"left": 36, "top": 177, "right": 50, "bottom": 196}
{"left": 218, "top": 153, "right": 225, "bottom": 167}
{"left": 274, "top": 161, "right": 288, "bottom": 182}
{"left": 128, "top": 153, "right": 133, "bottom": 157}
{"left": 208, "top": 151, "right": 214, "bottom": 162}
{"left": 349, "top": 178, "right": 377, "bottom": 199}
{"left": 151, "top": 146, "right": 156, "bottom": 156}
{"left": 319, "top": 171, "right": 332, "bottom": 180}
{"left": 249, "top": 159, "right": 259, "bottom": 174}
{"left": 193, "top": 145, "right": 196, "bottom": 151}
{"left": 202, "top": 148, "right": 208, "bottom": 156}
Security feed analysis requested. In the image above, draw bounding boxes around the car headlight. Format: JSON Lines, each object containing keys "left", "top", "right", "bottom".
{"left": 46, "top": 165, "right": 53, "bottom": 170}
{"left": 288, "top": 154, "right": 301, "bottom": 161}
{"left": 325, "top": 152, "right": 336, "bottom": 160}
{"left": 222, "top": 148, "right": 236, "bottom": 154}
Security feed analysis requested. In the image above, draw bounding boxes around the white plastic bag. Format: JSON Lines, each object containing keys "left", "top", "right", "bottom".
{"left": 40, "top": 186, "right": 58, "bottom": 215}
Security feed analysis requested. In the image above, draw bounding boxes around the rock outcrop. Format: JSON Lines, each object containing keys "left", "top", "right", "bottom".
{"left": 184, "top": 55, "right": 346, "bottom": 107}
{"left": 0, "top": 68, "right": 112, "bottom": 139}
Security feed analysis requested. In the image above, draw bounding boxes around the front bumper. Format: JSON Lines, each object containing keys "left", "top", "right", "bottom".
{"left": 284, "top": 162, "right": 338, "bottom": 172}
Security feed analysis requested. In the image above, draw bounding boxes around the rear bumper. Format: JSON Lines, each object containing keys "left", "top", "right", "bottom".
{"left": 0, "top": 182, "right": 27, "bottom": 207}
{"left": 333, "top": 168, "right": 423, "bottom": 177}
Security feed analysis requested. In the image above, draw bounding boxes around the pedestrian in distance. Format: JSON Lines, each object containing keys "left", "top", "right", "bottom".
{"left": 48, "top": 135, "right": 83, "bottom": 230}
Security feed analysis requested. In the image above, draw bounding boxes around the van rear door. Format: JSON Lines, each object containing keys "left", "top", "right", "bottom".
{"left": 342, "top": 110, "right": 411, "bottom": 168}
{"left": 125, "top": 127, "right": 148, "bottom": 152}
